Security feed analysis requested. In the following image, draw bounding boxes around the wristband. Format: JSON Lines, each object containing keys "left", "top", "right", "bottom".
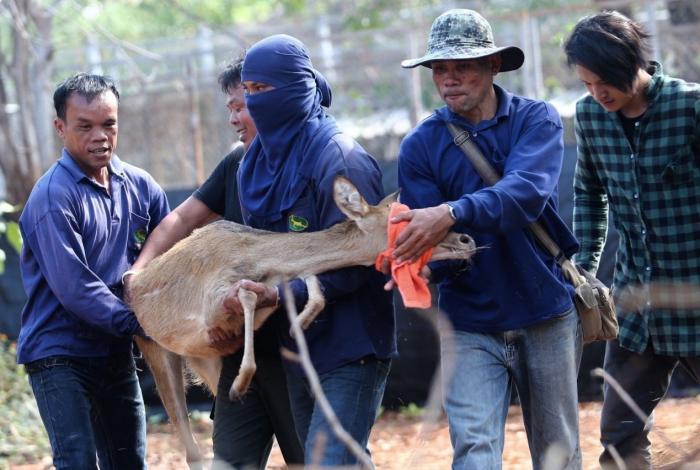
{"left": 444, "top": 202, "right": 457, "bottom": 221}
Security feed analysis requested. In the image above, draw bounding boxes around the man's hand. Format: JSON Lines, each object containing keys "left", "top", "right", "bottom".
{"left": 222, "top": 279, "right": 279, "bottom": 317}
{"left": 207, "top": 327, "right": 244, "bottom": 355}
{"left": 391, "top": 204, "right": 455, "bottom": 264}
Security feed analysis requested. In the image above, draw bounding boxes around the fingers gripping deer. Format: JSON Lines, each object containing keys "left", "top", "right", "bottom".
{"left": 126, "top": 176, "right": 477, "bottom": 466}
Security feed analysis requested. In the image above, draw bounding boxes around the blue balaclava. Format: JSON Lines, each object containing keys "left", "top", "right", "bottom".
{"left": 238, "top": 34, "right": 339, "bottom": 225}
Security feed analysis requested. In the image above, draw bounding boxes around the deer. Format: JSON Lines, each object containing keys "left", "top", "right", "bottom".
{"left": 126, "top": 175, "right": 478, "bottom": 467}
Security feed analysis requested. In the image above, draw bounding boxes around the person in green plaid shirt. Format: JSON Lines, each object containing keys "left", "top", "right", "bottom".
{"left": 564, "top": 11, "right": 700, "bottom": 470}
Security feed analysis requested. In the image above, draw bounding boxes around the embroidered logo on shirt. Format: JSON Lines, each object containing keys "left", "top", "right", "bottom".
{"left": 288, "top": 215, "right": 309, "bottom": 232}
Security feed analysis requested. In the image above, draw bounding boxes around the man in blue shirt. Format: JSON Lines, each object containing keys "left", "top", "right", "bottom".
{"left": 394, "top": 9, "right": 582, "bottom": 469}
{"left": 221, "top": 35, "right": 396, "bottom": 467}
{"left": 17, "top": 73, "right": 169, "bottom": 470}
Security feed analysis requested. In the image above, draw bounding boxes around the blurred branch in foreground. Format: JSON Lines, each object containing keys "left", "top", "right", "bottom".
{"left": 616, "top": 283, "right": 700, "bottom": 311}
{"left": 280, "top": 281, "right": 373, "bottom": 470}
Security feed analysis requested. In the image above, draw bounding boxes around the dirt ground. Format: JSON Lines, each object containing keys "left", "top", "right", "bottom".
{"left": 11, "top": 397, "right": 700, "bottom": 470}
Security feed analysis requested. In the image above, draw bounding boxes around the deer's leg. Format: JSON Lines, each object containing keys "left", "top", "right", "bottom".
{"left": 134, "top": 336, "right": 203, "bottom": 468}
{"left": 294, "top": 275, "right": 326, "bottom": 331}
{"left": 185, "top": 356, "right": 222, "bottom": 395}
{"left": 229, "top": 288, "right": 257, "bottom": 401}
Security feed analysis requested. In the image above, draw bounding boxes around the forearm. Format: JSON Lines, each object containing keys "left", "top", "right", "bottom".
{"left": 573, "top": 191, "right": 608, "bottom": 274}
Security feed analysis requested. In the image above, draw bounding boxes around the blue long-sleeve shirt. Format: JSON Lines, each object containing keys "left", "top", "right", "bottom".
{"left": 242, "top": 134, "right": 397, "bottom": 375}
{"left": 398, "top": 85, "right": 578, "bottom": 333}
{"left": 16, "top": 150, "right": 169, "bottom": 364}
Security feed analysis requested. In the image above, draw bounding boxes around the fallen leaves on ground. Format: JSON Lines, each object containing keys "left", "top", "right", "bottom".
{"left": 9, "top": 397, "right": 700, "bottom": 469}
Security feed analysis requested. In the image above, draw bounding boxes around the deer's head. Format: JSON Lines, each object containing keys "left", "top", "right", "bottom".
{"left": 332, "top": 175, "right": 477, "bottom": 262}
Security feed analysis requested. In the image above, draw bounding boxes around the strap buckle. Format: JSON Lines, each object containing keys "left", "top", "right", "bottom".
{"left": 453, "top": 129, "right": 471, "bottom": 146}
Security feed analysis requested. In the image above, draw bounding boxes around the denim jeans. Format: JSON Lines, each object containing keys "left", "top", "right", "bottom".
{"left": 599, "top": 340, "right": 700, "bottom": 469}
{"left": 285, "top": 355, "right": 390, "bottom": 467}
{"left": 211, "top": 351, "right": 304, "bottom": 470}
{"left": 25, "top": 353, "right": 146, "bottom": 470}
{"left": 441, "top": 307, "right": 582, "bottom": 470}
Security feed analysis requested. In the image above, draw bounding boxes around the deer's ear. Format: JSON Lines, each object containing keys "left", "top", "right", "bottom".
{"left": 379, "top": 189, "right": 400, "bottom": 206}
{"left": 333, "top": 175, "right": 370, "bottom": 220}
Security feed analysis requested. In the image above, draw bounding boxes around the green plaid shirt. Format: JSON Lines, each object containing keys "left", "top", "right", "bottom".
{"left": 573, "top": 62, "right": 700, "bottom": 356}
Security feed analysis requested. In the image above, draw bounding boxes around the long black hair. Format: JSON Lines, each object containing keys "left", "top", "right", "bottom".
{"left": 564, "top": 10, "right": 651, "bottom": 91}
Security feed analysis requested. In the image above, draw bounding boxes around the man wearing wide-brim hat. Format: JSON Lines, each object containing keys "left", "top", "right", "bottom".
{"left": 389, "top": 9, "right": 583, "bottom": 469}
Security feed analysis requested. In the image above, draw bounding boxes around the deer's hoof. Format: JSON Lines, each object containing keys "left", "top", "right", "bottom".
{"left": 229, "top": 383, "right": 248, "bottom": 401}
{"left": 228, "top": 387, "right": 243, "bottom": 402}
{"left": 229, "top": 373, "right": 253, "bottom": 401}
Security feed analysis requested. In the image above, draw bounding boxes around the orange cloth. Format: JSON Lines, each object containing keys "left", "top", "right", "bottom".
{"left": 374, "top": 202, "right": 433, "bottom": 309}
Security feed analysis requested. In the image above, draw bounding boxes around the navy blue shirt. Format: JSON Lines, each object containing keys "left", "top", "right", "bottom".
{"left": 242, "top": 134, "right": 397, "bottom": 375}
{"left": 399, "top": 85, "right": 578, "bottom": 333}
{"left": 17, "top": 150, "right": 169, "bottom": 364}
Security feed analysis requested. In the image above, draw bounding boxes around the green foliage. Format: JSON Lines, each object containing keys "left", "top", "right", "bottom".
{"left": 0, "top": 335, "right": 50, "bottom": 465}
{"left": 0, "top": 201, "right": 22, "bottom": 275}
{"left": 50, "top": 0, "right": 308, "bottom": 47}
{"left": 487, "top": 0, "right": 590, "bottom": 15}
{"left": 398, "top": 402, "right": 424, "bottom": 418}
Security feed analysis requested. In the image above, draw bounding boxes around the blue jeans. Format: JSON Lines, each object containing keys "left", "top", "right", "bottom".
{"left": 599, "top": 340, "right": 700, "bottom": 469}
{"left": 441, "top": 307, "right": 582, "bottom": 470}
{"left": 25, "top": 353, "right": 147, "bottom": 470}
{"left": 285, "top": 356, "right": 390, "bottom": 467}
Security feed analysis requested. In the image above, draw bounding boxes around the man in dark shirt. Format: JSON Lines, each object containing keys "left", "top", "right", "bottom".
{"left": 128, "top": 56, "right": 303, "bottom": 469}
{"left": 564, "top": 11, "right": 700, "bottom": 469}
{"left": 17, "top": 73, "right": 169, "bottom": 470}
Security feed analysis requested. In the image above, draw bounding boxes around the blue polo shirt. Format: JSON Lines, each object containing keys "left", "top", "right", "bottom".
{"left": 398, "top": 85, "right": 578, "bottom": 333}
{"left": 16, "top": 150, "right": 169, "bottom": 364}
{"left": 242, "top": 134, "right": 397, "bottom": 375}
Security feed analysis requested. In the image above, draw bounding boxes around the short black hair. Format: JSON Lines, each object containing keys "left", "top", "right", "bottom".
{"left": 217, "top": 51, "right": 245, "bottom": 95}
{"left": 564, "top": 10, "right": 651, "bottom": 91}
{"left": 53, "top": 73, "right": 120, "bottom": 120}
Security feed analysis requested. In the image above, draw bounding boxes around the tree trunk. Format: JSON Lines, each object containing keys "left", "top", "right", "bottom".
{"left": 0, "top": 0, "right": 55, "bottom": 205}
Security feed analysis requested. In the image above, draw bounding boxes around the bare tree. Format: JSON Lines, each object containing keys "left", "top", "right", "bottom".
{"left": 0, "top": 0, "right": 58, "bottom": 205}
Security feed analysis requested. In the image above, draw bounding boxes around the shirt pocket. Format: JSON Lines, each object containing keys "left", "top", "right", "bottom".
{"left": 662, "top": 143, "right": 697, "bottom": 185}
{"left": 127, "top": 212, "right": 151, "bottom": 262}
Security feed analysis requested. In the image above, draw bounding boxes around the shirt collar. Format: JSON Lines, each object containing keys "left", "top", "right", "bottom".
{"left": 645, "top": 61, "right": 664, "bottom": 105}
{"left": 437, "top": 84, "right": 513, "bottom": 130}
{"left": 58, "top": 148, "right": 126, "bottom": 183}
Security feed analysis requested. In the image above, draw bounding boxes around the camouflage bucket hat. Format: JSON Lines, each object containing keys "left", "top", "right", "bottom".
{"left": 402, "top": 9, "right": 524, "bottom": 72}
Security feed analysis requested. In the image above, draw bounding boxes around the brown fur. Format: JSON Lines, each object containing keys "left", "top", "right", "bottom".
{"left": 127, "top": 176, "right": 477, "bottom": 465}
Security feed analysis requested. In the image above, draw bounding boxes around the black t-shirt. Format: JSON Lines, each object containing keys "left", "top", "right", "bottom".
{"left": 193, "top": 143, "right": 280, "bottom": 356}
{"left": 194, "top": 144, "right": 245, "bottom": 223}
{"left": 618, "top": 111, "right": 644, "bottom": 152}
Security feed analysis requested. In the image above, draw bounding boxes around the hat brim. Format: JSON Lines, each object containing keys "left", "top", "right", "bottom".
{"left": 401, "top": 45, "right": 524, "bottom": 72}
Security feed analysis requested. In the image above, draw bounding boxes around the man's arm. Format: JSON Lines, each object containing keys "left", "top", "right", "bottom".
{"left": 394, "top": 108, "right": 565, "bottom": 263}
{"left": 572, "top": 114, "right": 608, "bottom": 274}
{"left": 130, "top": 196, "right": 218, "bottom": 272}
{"left": 25, "top": 209, "right": 141, "bottom": 336}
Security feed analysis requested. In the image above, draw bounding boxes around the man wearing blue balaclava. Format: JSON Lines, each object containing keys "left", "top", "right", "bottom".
{"left": 225, "top": 34, "right": 396, "bottom": 466}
